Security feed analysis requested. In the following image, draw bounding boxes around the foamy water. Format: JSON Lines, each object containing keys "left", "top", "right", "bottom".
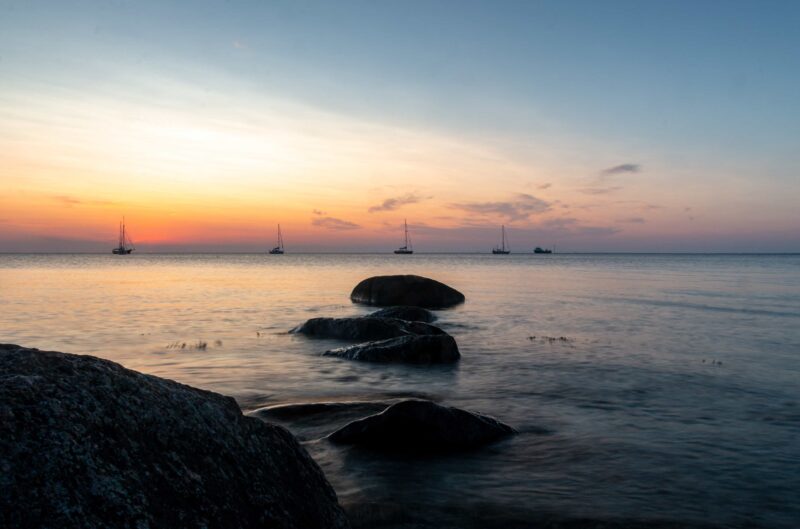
{"left": 2, "top": 253, "right": 799, "bottom": 528}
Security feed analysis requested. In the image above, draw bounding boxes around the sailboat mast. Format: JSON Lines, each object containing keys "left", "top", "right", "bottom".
{"left": 277, "top": 224, "right": 283, "bottom": 249}
{"left": 502, "top": 225, "right": 506, "bottom": 252}
{"left": 404, "top": 219, "right": 410, "bottom": 249}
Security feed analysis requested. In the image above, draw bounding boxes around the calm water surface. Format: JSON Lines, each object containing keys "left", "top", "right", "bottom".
{"left": 2, "top": 254, "right": 799, "bottom": 528}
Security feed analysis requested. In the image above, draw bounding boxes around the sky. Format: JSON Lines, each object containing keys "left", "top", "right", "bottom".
{"left": 1, "top": 0, "right": 798, "bottom": 252}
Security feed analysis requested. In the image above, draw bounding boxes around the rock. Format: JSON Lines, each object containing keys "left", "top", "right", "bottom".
{"left": 0, "top": 344, "right": 349, "bottom": 529}
{"left": 368, "top": 306, "right": 437, "bottom": 323}
{"left": 323, "top": 335, "right": 460, "bottom": 364}
{"left": 327, "top": 400, "right": 515, "bottom": 452}
{"left": 350, "top": 275, "right": 465, "bottom": 309}
{"left": 250, "top": 401, "right": 390, "bottom": 422}
{"left": 249, "top": 402, "right": 392, "bottom": 442}
{"left": 291, "top": 316, "right": 443, "bottom": 341}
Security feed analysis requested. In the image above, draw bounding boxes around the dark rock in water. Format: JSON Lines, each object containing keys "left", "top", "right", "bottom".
{"left": 0, "top": 344, "right": 349, "bottom": 529}
{"left": 350, "top": 275, "right": 465, "bottom": 309}
{"left": 323, "top": 335, "right": 460, "bottom": 364}
{"left": 328, "top": 400, "right": 515, "bottom": 452}
{"left": 250, "top": 401, "right": 390, "bottom": 421}
{"left": 249, "top": 401, "right": 394, "bottom": 443}
{"left": 368, "top": 305, "right": 437, "bottom": 323}
{"left": 291, "top": 316, "right": 443, "bottom": 340}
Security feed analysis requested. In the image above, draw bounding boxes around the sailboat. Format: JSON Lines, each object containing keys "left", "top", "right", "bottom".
{"left": 394, "top": 219, "right": 413, "bottom": 254}
{"left": 269, "top": 224, "right": 285, "bottom": 254}
{"left": 492, "top": 225, "right": 510, "bottom": 254}
{"left": 112, "top": 218, "right": 135, "bottom": 255}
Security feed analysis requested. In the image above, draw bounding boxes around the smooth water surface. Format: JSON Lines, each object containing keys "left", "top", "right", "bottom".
{"left": 2, "top": 254, "right": 799, "bottom": 528}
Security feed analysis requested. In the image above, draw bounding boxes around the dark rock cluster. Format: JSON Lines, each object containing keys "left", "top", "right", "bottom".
{"left": 292, "top": 275, "right": 465, "bottom": 364}
{"left": 284, "top": 274, "right": 515, "bottom": 455}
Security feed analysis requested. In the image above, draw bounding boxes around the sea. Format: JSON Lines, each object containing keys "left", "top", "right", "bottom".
{"left": 1, "top": 253, "right": 799, "bottom": 528}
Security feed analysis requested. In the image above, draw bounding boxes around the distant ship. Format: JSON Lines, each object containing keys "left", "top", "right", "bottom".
{"left": 112, "top": 218, "right": 135, "bottom": 255}
{"left": 492, "top": 225, "right": 510, "bottom": 254}
{"left": 533, "top": 246, "right": 553, "bottom": 254}
{"left": 269, "top": 224, "right": 285, "bottom": 254}
{"left": 394, "top": 219, "right": 413, "bottom": 254}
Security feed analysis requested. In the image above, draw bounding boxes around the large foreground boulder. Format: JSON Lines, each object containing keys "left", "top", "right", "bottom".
{"left": 328, "top": 400, "right": 515, "bottom": 452}
{"left": 323, "top": 335, "right": 460, "bottom": 364}
{"left": 368, "top": 306, "right": 437, "bottom": 323}
{"left": 0, "top": 344, "right": 349, "bottom": 529}
{"left": 350, "top": 275, "right": 465, "bottom": 309}
{"left": 291, "top": 317, "right": 443, "bottom": 341}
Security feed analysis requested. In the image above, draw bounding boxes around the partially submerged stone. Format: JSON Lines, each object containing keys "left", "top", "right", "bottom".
{"left": 323, "top": 334, "right": 460, "bottom": 364}
{"left": 328, "top": 399, "right": 515, "bottom": 452}
{"left": 0, "top": 344, "right": 349, "bottom": 529}
{"left": 368, "top": 306, "right": 437, "bottom": 323}
{"left": 291, "top": 316, "right": 443, "bottom": 341}
{"left": 350, "top": 275, "right": 465, "bottom": 309}
{"left": 250, "top": 401, "right": 390, "bottom": 422}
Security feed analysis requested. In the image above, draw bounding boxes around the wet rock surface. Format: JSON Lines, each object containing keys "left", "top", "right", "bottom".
{"left": 291, "top": 316, "right": 444, "bottom": 341}
{"left": 327, "top": 400, "right": 515, "bottom": 452}
{"left": 0, "top": 344, "right": 349, "bottom": 529}
{"left": 350, "top": 275, "right": 465, "bottom": 309}
{"left": 323, "top": 335, "right": 460, "bottom": 364}
{"left": 367, "top": 306, "right": 437, "bottom": 323}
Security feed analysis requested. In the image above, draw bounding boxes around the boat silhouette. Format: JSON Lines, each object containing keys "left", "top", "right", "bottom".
{"left": 112, "top": 218, "right": 135, "bottom": 255}
{"left": 269, "top": 224, "right": 285, "bottom": 254}
{"left": 492, "top": 225, "right": 510, "bottom": 254}
{"left": 394, "top": 219, "right": 413, "bottom": 254}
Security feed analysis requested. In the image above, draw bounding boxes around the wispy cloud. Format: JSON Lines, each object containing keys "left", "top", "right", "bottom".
{"left": 450, "top": 193, "right": 550, "bottom": 221}
{"left": 576, "top": 226, "right": 621, "bottom": 236}
{"left": 312, "top": 209, "right": 327, "bottom": 215}
{"left": 617, "top": 217, "right": 646, "bottom": 224}
{"left": 232, "top": 40, "right": 248, "bottom": 49}
{"left": 600, "top": 163, "right": 640, "bottom": 177}
{"left": 580, "top": 186, "right": 623, "bottom": 195}
{"left": 538, "top": 182, "right": 552, "bottom": 190}
{"left": 311, "top": 216, "right": 361, "bottom": 230}
{"left": 52, "top": 195, "right": 114, "bottom": 207}
{"left": 541, "top": 217, "right": 578, "bottom": 229}
{"left": 368, "top": 193, "right": 428, "bottom": 213}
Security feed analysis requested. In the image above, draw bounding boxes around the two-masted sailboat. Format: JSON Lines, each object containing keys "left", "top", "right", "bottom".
{"left": 394, "top": 219, "right": 413, "bottom": 254}
{"left": 269, "top": 224, "right": 285, "bottom": 254}
{"left": 492, "top": 225, "right": 510, "bottom": 254}
{"left": 112, "top": 218, "right": 135, "bottom": 255}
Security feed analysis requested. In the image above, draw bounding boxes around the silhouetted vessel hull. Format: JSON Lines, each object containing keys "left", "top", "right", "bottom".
{"left": 533, "top": 247, "right": 552, "bottom": 254}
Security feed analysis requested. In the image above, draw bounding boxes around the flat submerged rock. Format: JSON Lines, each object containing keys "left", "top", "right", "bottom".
{"left": 324, "top": 335, "right": 460, "bottom": 364}
{"left": 291, "top": 316, "right": 444, "bottom": 341}
{"left": 367, "top": 306, "right": 437, "bottom": 322}
{"left": 328, "top": 399, "right": 515, "bottom": 453}
{"left": 0, "top": 344, "right": 349, "bottom": 529}
{"left": 350, "top": 275, "right": 465, "bottom": 309}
